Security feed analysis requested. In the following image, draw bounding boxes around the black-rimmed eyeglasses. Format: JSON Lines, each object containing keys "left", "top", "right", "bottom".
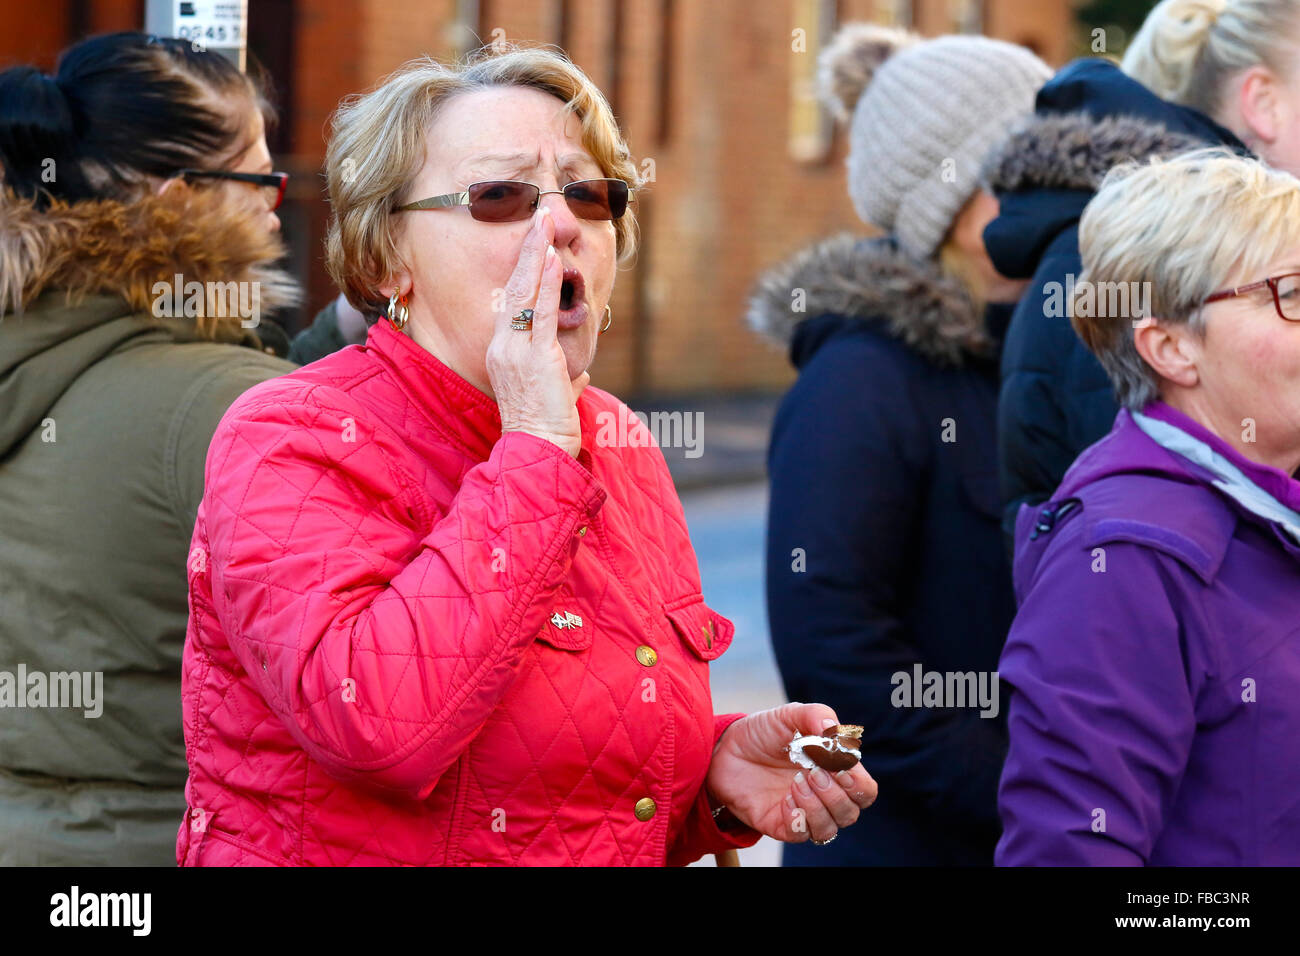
{"left": 178, "top": 169, "right": 290, "bottom": 211}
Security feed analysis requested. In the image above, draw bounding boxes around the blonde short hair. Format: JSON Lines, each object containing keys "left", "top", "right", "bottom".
{"left": 1122, "top": 0, "right": 1300, "bottom": 118}
{"left": 325, "top": 45, "right": 639, "bottom": 315}
{"left": 1074, "top": 148, "right": 1300, "bottom": 409}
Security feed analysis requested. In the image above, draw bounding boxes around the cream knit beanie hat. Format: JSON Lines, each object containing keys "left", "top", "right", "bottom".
{"left": 820, "top": 25, "right": 1052, "bottom": 259}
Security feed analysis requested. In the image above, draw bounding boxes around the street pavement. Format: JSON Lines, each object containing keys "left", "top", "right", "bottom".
{"left": 678, "top": 480, "right": 787, "bottom": 867}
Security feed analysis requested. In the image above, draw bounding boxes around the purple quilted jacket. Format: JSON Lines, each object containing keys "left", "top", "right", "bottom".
{"left": 997, "top": 403, "right": 1300, "bottom": 865}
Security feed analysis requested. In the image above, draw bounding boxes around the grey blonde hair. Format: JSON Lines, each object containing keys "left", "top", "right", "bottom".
{"left": 1121, "top": 0, "right": 1300, "bottom": 118}
{"left": 325, "top": 44, "right": 639, "bottom": 315}
{"left": 1074, "top": 148, "right": 1300, "bottom": 409}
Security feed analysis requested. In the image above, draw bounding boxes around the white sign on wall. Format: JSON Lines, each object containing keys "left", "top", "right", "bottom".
{"left": 173, "top": 0, "right": 249, "bottom": 52}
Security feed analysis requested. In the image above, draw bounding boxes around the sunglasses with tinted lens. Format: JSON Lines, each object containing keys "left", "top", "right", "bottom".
{"left": 179, "top": 168, "right": 290, "bottom": 211}
{"left": 395, "top": 179, "right": 632, "bottom": 221}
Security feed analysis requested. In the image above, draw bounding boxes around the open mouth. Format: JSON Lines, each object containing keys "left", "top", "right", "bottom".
{"left": 559, "top": 267, "right": 585, "bottom": 312}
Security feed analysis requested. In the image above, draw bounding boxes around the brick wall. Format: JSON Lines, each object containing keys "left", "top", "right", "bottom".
{"left": 304, "top": 0, "right": 1073, "bottom": 395}
{"left": 0, "top": 0, "right": 1074, "bottom": 394}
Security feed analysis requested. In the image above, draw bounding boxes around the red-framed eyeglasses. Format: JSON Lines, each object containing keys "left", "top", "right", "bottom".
{"left": 1203, "top": 272, "right": 1300, "bottom": 321}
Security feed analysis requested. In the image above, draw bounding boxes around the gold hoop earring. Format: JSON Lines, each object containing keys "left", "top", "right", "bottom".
{"left": 387, "top": 291, "right": 409, "bottom": 331}
{"left": 599, "top": 305, "right": 613, "bottom": 334}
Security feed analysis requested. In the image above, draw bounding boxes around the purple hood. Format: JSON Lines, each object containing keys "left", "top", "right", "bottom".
{"left": 1012, "top": 404, "right": 1300, "bottom": 602}
{"left": 997, "top": 406, "right": 1300, "bottom": 866}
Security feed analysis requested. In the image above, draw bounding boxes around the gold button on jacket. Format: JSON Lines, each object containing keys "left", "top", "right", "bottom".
{"left": 635, "top": 645, "right": 657, "bottom": 667}
{"left": 634, "top": 797, "right": 656, "bottom": 821}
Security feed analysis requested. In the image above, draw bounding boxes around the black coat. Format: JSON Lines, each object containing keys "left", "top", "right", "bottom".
{"left": 748, "top": 235, "right": 1016, "bottom": 865}
{"left": 981, "top": 58, "right": 1250, "bottom": 550}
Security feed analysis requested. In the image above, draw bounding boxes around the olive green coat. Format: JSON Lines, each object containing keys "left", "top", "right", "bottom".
{"left": 0, "top": 188, "right": 297, "bottom": 864}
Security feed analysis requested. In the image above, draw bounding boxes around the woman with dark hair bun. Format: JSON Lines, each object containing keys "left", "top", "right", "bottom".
{"left": 0, "top": 33, "right": 278, "bottom": 213}
{"left": 0, "top": 32, "right": 296, "bottom": 865}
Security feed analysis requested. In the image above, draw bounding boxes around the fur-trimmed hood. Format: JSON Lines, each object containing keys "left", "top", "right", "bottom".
{"left": 747, "top": 233, "right": 990, "bottom": 368}
{"left": 0, "top": 186, "right": 298, "bottom": 321}
{"left": 979, "top": 57, "right": 1249, "bottom": 196}
{"left": 978, "top": 57, "right": 1251, "bottom": 282}
{"left": 0, "top": 187, "right": 299, "bottom": 456}
{"left": 980, "top": 111, "right": 1203, "bottom": 196}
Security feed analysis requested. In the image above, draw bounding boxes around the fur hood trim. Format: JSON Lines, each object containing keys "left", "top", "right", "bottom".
{"left": 747, "top": 233, "right": 989, "bottom": 367}
{"left": 980, "top": 111, "right": 1204, "bottom": 195}
{"left": 0, "top": 186, "right": 299, "bottom": 330}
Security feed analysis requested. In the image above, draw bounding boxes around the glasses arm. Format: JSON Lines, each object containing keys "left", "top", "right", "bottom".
{"left": 396, "top": 192, "right": 470, "bottom": 212}
{"left": 1204, "top": 278, "right": 1270, "bottom": 304}
{"left": 178, "top": 169, "right": 284, "bottom": 187}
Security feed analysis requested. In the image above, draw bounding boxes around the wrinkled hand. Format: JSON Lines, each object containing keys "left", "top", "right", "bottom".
{"left": 486, "top": 206, "right": 587, "bottom": 458}
{"left": 705, "top": 702, "right": 878, "bottom": 845}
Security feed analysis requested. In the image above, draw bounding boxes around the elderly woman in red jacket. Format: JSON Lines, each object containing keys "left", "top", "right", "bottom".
{"left": 177, "top": 46, "right": 876, "bottom": 866}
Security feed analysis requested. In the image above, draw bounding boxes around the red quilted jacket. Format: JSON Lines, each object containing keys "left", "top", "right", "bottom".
{"left": 177, "top": 319, "right": 762, "bottom": 865}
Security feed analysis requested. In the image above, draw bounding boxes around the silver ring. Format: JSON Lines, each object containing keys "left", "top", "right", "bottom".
{"left": 811, "top": 831, "right": 838, "bottom": 846}
{"left": 510, "top": 308, "right": 534, "bottom": 331}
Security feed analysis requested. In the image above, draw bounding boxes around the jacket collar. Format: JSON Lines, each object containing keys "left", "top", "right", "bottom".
{"left": 746, "top": 233, "right": 990, "bottom": 369}
{"left": 1013, "top": 411, "right": 1229, "bottom": 588}
{"left": 1139, "top": 401, "right": 1300, "bottom": 528}
{"left": 364, "top": 319, "right": 503, "bottom": 460}
{"left": 1024, "top": 408, "right": 1300, "bottom": 588}
{"left": 363, "top": 319, "right": 601, "bottom": 469}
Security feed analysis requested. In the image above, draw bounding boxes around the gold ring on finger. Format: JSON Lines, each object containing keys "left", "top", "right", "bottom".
{"left": 811, "top": 830, "right": 838, "bottom": 846}
{"left": 510, "top": 308, "right": 534, "bottom": 331}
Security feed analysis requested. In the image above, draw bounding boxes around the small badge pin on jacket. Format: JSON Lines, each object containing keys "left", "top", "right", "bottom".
{"left": 550, "top": 611, "right": 583, "bottom": 630}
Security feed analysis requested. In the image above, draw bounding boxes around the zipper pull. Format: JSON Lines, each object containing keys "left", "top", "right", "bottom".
{"left": 1029, "top": 496, "right": 1082, "bottom": 540}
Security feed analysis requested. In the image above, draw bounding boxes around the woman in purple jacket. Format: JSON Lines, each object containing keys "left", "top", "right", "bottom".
{"left": 997, "top": 149, "right": 1300, "bottom": 866}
